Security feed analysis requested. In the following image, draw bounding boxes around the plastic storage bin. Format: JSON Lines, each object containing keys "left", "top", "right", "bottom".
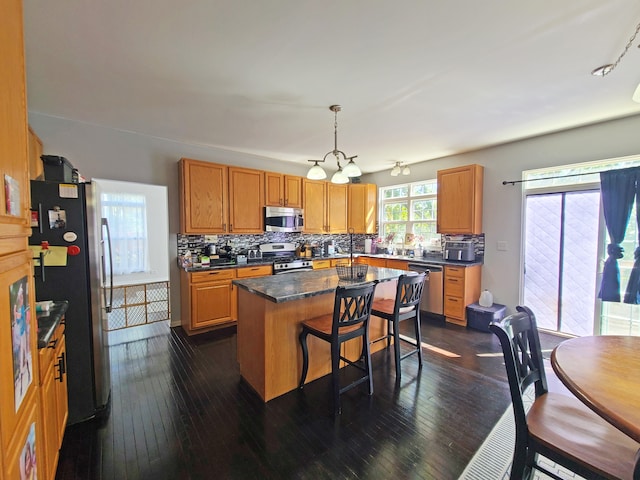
{"left": 41, "top": 155, "right": 77, "bottom": 182}
{"left": 466, "top": 302, "right": 506, "bottom": 332}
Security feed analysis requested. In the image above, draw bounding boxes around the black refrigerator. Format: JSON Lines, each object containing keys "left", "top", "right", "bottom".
{"left": 29, "top": 180, "right": 112, "bottom": 424}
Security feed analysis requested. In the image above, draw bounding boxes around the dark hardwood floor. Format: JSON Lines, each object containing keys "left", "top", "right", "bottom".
{"left": 54, "top": 315, "right": 565, "bottom": 480}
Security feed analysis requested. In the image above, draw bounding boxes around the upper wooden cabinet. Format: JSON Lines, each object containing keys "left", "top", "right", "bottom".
{"left": 437, "top": 164, "right": 484, "bottom": 234}
{"left": 264, "top": 172, "right": 302, "bottom": 208}
{"left": 28, "top": 127, "right": 44, "bottom": 181}
{"left": 180, "top": 158, "right": 228, "bottom": 234}
{"left": 228, "top": 167, "right": 264, "bottom": 234}
{"left": 0, "top": 0, "right": 31, "bottom": 252}
{"left": 348, "top": 184, "right": 377, "bottom": 234}
{"left": 302, "top": 180, "right": 348, "bottom": 234}
{"left": 179, "top": 159, "right": 264, "bottom": 234}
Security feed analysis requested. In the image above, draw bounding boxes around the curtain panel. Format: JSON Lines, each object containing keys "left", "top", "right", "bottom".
{"left": 599, "top": 167, "right": 640, "bottom": 303}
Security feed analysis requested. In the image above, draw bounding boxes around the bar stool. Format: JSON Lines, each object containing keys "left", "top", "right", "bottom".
{"left": 298, "top": 281, "right": 378, "bottom": 415}
{"left": 370, "top": 273, "right": 426, "bottom": 380}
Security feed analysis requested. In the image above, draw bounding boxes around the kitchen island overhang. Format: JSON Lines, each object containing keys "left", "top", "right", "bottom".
{"left": 233, "top": 267, "right": 406, "bottom": 402}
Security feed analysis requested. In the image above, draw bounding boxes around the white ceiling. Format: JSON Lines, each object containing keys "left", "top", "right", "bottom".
{"left": 23, "top": 1, "right": 640, "bottom": 175}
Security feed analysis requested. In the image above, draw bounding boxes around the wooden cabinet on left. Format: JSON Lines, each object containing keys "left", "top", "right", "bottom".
{"left": 27, "top": 127, "right": 43, "bottom": 181}
{"left": 0, "top": 0, "right": 31, "bottom": 254}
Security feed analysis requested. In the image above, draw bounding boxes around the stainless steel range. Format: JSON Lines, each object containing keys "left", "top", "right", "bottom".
{"left": 259, "top": 242, "right": 314, "bottom": 274}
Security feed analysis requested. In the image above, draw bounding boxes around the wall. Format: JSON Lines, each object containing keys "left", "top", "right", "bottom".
{"left": 30, "top": 112, "right": 640, "bottom": 322}
{"left": 364, "top": 113, "right": 640, "bottom": 313}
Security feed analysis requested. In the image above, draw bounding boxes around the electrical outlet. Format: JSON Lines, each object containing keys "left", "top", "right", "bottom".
{"left": 204, "top": 235, "right": 218, "bottom": 243}
{"left": 497, "top": 241, "right": 508, "bottom": 251}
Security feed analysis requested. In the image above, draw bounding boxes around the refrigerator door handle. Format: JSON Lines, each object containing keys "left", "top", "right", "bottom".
{"left": 101, "top": 218, "right": 114, "bottom": 313}
{"left": 38, "top": 202, "right": 44, "bottom": 234}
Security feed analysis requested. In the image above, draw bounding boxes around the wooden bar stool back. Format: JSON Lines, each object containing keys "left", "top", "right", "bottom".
{"left": 298, "top": 281, "right": 378, "bottom": 415}
{"left": 370, "top": 272, "right": 426, "bottom": 380}
{"left": 490, "top": 306, "right": 640, "bottom": 480}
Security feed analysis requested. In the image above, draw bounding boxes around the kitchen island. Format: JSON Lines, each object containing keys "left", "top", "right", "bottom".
{"left": 233, "top": 266, "right": 405, "bottom": 401}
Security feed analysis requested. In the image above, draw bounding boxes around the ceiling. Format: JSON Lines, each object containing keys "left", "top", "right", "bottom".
{"left": 23, "top": 1, "right": 640, "bottom": 175}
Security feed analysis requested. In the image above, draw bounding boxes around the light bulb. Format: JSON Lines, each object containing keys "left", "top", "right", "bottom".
{"left": 390, "top": 164, "right": 401, "bottom": 176}
{"left": 402, "top": 165, "right": 410, "bottom": 175}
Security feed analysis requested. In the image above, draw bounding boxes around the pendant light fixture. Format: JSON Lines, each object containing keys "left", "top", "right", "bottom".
{"left": 390, "top": 161, "right": 410, "bottom": 177}
{"left": 307, "top": 105, "right": 360, "bottom": 183}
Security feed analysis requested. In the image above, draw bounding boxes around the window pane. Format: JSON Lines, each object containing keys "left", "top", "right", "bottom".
{"left": 383, "top": 224, "right": 406, "bottom": 241}
{"left": 411, "top": 182, "right": 437, "bottom": 196}
{"left": 383, "top": 202, "right": 408, "bottom": 221}
{"left": 411, "top": 199, "right": 436, "bottom": 221}
{"left": 382, "top": 186, "right": 408, "bottom": 199}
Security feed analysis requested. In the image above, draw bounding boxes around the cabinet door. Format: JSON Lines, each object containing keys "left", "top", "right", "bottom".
{"left": 28, "top": 127, "right": 43, "bottom": 181}
{"left": 386, "top": 259, "right": 408, "bottom": 270}
{"left": 437, "top": 164, "right": 483, "bottom": 234}
{"left": 54, "top": 334, "right": 67, "bottom": 447}
{"left": 0, "top": 0, "right": 31, "bottom": 252}
{"left": 179, "top": 158, "right": 228, "bottom": 234}
{"left": 191, "top": 281, "right": 234, "bottom": 328}
{"left": 0, "top": 252, "right": 38, "bottom": 453}
{"left": 348, "top": 184, "right": 377, "bottom": 234}
{"left": 264, "top": 172, "right": 284, "bottom": 206}
{"left": 367, "top": 257, "right": 387, "bottom": 268}
{"left": 327, "top": 183, "right": 348, "bottom": 233}
{"left": 284, "top": 175, "right": 303, "bottom": 208}
{"left": 4, "top": 401, "right": 40, "bottom": 480}
{"left": 228, "top": 167, "right": 264, "bottom": 233}
{"left": 303, "top": 179, "right": 326, "bottom": 233}
{"left": 39, "top": 357, "right": 57, "bottom": 480}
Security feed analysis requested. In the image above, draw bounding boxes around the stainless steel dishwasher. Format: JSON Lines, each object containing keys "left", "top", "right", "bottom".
{"left": 408, "top": 263, "right": 444, "bottom": 316}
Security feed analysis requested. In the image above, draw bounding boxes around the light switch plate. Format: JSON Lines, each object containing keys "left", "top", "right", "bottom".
{"left": 204, "top": 235, "right": 218, "bottom": 243}
{"left": 497, "top": 241, "right": 508, "bottom": 251}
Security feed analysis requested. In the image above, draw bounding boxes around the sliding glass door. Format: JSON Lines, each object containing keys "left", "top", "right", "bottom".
{"left": 523, "top": 190, "right": 601, "bottom": 335}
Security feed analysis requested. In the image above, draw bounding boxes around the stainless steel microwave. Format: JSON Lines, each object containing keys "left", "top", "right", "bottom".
{"left": 264, "top": 206, "right": 304, "bottom": 232}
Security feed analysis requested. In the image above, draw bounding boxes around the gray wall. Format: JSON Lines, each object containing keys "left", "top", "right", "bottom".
{"left": 30, "top": 112, "right": 640, "bottom": 324}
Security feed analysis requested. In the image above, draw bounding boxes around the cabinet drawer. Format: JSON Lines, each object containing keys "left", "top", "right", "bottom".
{"left": 444, "top": 276, "right": 464, "bottom": 297}
{"left": 444, "top": 295, "right": 465, "bottom": 319}
{"left": 191, "top": 269, "right": 235, "bottom": 283}
{"left": 236, "top": 265, "right": 272, "bottom": 278}
{"left": 445, "top": 266, "right": 465, "bottom": 278}
{"left": 313, "top": 260, "right": 331, "bottom": 269}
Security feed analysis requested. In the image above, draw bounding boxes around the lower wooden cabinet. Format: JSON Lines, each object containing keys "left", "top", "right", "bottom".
{"left": 181, "top": 266, "right": 273, "bottom": 335}
{"left": 444, "top": 265, "right": 481, "bottom": 326}
{"left": 38, "top": 321, "right": 67, "bottom": 480}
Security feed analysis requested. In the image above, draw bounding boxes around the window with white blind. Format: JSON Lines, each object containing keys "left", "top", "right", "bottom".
{"left": 94, "top": 179, "right": 169, "bottom": 287}
{"left": 379, "top": 179, "right": 440, "bottom": 247}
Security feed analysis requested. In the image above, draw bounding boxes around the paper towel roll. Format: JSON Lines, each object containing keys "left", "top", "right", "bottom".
{"left": 364, "top": 239, "right": 372, "bottom": 254}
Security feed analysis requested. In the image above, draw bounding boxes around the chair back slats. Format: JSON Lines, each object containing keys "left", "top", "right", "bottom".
{"left": 394, "top": 273, "right": 426, "bottom": 316}
{"left": 333, "top": 282, "right": 377, "bottom": 335}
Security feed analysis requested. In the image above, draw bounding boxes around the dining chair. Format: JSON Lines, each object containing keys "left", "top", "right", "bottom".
{"left": 370, "top": 272, "right": 426, "bottom": 380}
{"left": 490, "top": 305, "right": 640, "bottom": 480}
{"left": 298, "top": 281, "right": 378, "bottom": 415}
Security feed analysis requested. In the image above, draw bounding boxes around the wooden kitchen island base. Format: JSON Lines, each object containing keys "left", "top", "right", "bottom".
{"left": 235, "top": 270, "right": 399, "bottom": 402}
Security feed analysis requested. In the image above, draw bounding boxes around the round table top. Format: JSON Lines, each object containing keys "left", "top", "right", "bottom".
{"left": 551, "top": 335, "right": 640, "bottom": 443}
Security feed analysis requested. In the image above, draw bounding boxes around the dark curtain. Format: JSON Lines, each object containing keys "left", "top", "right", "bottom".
{"left": 598, "top": 167, "right": 638, "bottom": 302}
{"left": 624, "top": 171, "right": 640, "bottom": 304}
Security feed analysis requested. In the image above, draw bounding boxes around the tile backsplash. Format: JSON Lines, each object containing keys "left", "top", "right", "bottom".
{"left": 177, "top": 232, "right": 485, "bottom": 260}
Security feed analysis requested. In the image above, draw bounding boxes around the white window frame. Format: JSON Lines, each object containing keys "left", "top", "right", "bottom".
{"left": 379, "top": 179, "right": 439, "bottom": 248}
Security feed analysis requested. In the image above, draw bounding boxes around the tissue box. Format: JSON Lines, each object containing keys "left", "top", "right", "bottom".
{"left": 466, "top": 303, "right": 506, "bottom": 332}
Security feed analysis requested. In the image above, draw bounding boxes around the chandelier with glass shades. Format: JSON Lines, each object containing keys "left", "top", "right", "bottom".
{"left": 307, "top": 105, "right": 361, "bottom": 184}
{"left": 390, "top": 161, "right": 410, "bottom": 176}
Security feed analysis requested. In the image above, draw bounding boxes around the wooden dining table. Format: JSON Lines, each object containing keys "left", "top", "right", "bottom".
{"left": 551, "top": 335, "right": 640, "bottom": 443}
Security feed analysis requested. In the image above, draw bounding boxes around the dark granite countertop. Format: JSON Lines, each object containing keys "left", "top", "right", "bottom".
{"left": 233, "top": 266, "right": 406, "bottom": 303}
{"left": 36, "top": 300, "right": 68, "bottom": 349}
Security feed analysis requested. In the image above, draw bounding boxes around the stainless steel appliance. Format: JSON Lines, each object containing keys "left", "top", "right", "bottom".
{"left": 260, "top": 242, "right": 314, "bottom": 274}
{"left": 408, "top": 263, "right": 444, "bottom": 315}
{"left": 29, "top": 180, "right": 112, "bottom": 424}
{"left": 264, "top": 206, "right": 304, "bottom": 233}
{"left": 443, "top": 240, "right": 476, "bottom": 262}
